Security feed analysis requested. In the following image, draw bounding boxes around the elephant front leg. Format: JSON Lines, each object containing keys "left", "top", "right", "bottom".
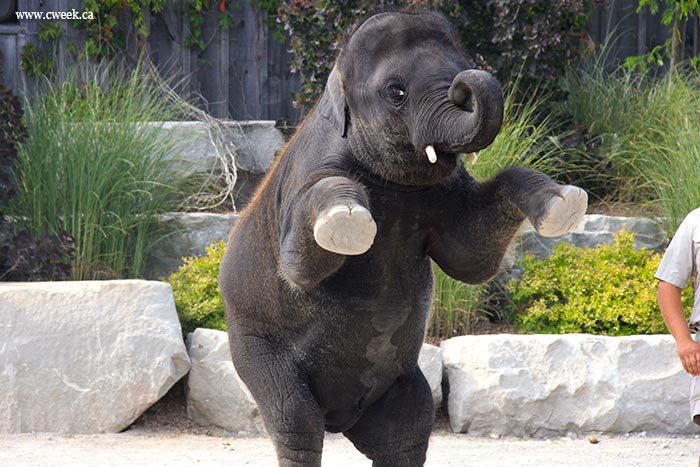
{"left": 280, "top": 176, "right": 376, "bottom": 288}
{"left": 428, "top": 167, "right": 587, "bottom": 284}
{"left": 494, "top": 167, "right": 588, "bottom": 239}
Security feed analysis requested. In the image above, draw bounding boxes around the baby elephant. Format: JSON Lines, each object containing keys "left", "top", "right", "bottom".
{"left": 219, "top": 11, "right": 587, "bottom": 467}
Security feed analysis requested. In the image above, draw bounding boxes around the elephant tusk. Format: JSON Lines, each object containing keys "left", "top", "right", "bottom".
{"left": 465, "top": 152, "right": 478, "bottom": 165}
{"left": 425, "top": 145, "right": 437, "bottom": 164}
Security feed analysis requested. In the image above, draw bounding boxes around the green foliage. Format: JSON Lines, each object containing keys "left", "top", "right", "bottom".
{"left": 509, "top": 231, "right": 692, "bottom": 335}
{"left": 0, "top": 63, "right": 74, "bottom": 281}
{"left": 167, "top": 240, "right": 227, "bottom": 335}
{"left": 20, "top": 43, "right": 54, "bottom": 77}
{"left": 78, "top": 0, "right": 167, "bottom": 56}
{"left": 11, "top": 59, "right": 191, "bottom": 280}
{"left": 627, "top": 0, "right": 700, "bottom": 71}
{"left": 182, "top": 0, "right": 236, "bottom": 51}
{"left": 428, "top": 265, "right": 492, "bottom": 340}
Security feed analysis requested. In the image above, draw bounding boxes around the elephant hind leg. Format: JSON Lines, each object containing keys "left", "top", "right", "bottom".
{"left": 231, "top": 336, "right": 325, "bottom": 467}
{"left": 343, "top": 369, "right": 434, "bottom": 467}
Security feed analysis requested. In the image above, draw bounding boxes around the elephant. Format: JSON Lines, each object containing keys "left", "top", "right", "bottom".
{"left": 219, "top": 10, "right": 587, "bottom": 467}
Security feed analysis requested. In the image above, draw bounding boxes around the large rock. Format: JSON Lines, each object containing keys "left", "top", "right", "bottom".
{"left": 0, "top": 280, "right": 190, "bottom": 434}
{"left": 146, "top": 212, "right": 238, "bottom": 280}
{"left": 418, "top": 343, "right": 443, "bottom": 408}
{"left": 517, "top": 214, "right": 667, "bottom": 261}
{"left": 185, "top": 328, "right": 264, "bottom": 435}
{"left": 158, "top": 121, "right": 284, "bottom": 209}
{"left": 442, "top": 334, "right": 696, "bottom": 437}
{"left": 158, "top": 121, "right": 284, "bottom": 176}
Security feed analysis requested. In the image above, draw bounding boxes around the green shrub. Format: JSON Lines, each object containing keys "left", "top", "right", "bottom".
{"left": 168, "top": 240, "right": 227, "bottom": 335}
{"left": 508, "top": 231, "right": 693, "bottom": 336}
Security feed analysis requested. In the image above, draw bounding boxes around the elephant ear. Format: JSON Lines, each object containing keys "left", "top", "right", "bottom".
{"left": 318, "top": 66, "right": 348, "bottom": 137}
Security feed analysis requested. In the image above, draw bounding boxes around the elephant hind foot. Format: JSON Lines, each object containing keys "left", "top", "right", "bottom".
{"left": 313, "top": 204, "right": 377, "bottom": 255}
{"left": 533, "top": 185, "right": 588, "bottom": 237}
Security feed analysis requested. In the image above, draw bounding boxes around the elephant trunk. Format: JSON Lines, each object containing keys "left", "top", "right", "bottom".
{"left": 439, "top": 70, "right": 504, "bottom": 155}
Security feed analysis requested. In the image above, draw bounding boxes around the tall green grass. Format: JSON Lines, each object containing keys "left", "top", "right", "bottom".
{"left": 427, "top": 266, "right": 491, "bottom": 340}
{"left": 630, "top": 72, "right": 700, "bottom": 230}
{"left": 559, "top": 57, "right": 700, "bottom": 230}
{"left": 12, "top": 60, "right": 190, "bottom": 280}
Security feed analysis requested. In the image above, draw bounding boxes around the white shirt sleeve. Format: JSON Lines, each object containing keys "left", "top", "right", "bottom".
{"left": 655, "top": 212, "right": 698, "bottom": 289}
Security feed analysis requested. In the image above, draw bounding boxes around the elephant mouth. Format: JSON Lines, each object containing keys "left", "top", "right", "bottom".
{"left": 422, "top": 145, "right": 477, "bottom": 167}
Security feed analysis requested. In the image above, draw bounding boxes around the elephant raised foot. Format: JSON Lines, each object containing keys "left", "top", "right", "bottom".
{"left": 313, "top": 204, "right": 377, "bottom": 255}
{"left": 532, "top": 185, "right": 588, "bottom": 237}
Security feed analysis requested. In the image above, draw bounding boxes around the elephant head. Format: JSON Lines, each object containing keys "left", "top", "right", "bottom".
{"left": 318, "top": 11, "right": 504, "bottom": 186}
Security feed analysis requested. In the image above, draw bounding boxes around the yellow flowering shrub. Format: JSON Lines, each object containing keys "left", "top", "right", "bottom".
{"left": 167, "top": 240, "right": 227, "bottom": 335}
{"left": 509, "top": 230, "right": 693, "bottom": 335}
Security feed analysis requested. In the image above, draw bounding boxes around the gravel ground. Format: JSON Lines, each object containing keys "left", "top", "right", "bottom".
{"left": 2, "top": 384, "right": 698, "bottom": 467}
{"left": 1, "top": 430, "right": 698, "bottom": 467}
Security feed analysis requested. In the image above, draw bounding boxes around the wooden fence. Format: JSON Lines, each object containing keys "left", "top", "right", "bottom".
{"left": 0, "top": 0, "right": 300, "bottom": 122}
{"left": 1, "top": 0, "right": 698, "bottom": 123}
{"left": 588, "top": 0, "right": 699, "bottom": 63}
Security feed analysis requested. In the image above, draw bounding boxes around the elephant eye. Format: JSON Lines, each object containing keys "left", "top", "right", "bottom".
{"left": 385, "top": 83, "right": 407, "bottom": 106}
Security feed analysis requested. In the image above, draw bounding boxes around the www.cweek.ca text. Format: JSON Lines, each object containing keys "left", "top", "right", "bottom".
{"left": 15, "top": 10, "right": 95, "bottom": 21}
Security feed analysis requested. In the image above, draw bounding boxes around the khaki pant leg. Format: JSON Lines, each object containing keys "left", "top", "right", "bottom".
{"left": 692, "top": 332, "right": 700, "bottom": 425}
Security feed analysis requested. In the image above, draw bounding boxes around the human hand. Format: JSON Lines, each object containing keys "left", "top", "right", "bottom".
{"left": 677, "top": 339, "right": 700, "bottom": 376}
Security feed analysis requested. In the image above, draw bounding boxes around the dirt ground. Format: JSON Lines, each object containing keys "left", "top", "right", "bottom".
{"left": 2, "top": 383, "right": 699, "bottom": 467}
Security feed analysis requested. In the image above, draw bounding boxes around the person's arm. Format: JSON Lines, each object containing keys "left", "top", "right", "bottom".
{"left": 658, "top": 280, "right": 700, "bottom": 376}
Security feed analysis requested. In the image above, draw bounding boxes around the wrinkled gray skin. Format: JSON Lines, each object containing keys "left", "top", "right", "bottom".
{"left": 220, "top": 11, "right": 580, "bottom": 467}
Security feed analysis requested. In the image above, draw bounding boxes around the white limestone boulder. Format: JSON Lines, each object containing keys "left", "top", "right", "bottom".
{"left": 418, "top": 343, "right": 443, "bottom": 408}
{"left": 185, "top": 328, "right": 264, "bottom": 435}
{"left": 0, "top": 280, "right": 190, "bottom": 434}
{"left": 442, "top": 334, "right": 696, "bottom": 437}
{"left": 517, "top": 214, "right": 667, "bottom": 262}
{"left": 146, "top": 212, "right": 238, "bottom": 280}
{"left": 157, "top": 121, "right": 284, "bottom": 176}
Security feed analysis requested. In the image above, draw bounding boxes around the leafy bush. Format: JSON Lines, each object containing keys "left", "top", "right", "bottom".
{"left": 508, "top": 231, "right": 692, "bottom": 336}
{"left": 11, "top": 59, "right": 191, "bottom": 280}
{"left": 0, "top": 229, "right": 74, "bottom": 281}
{"left": 0, "top": 82, "right": 24, "bottom": 214}
{"left": 448, "top": 0, "right": 592, "bottom": 94}
{"left": 167, "top": 240, "right": 227, "bottom": 335}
